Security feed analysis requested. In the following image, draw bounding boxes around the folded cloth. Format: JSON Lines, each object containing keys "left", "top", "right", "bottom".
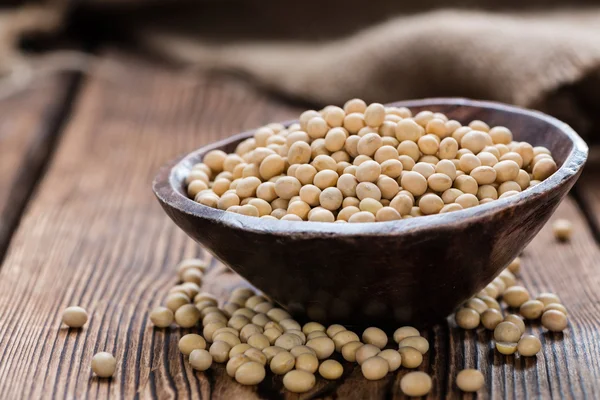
{"left": 137, "top": 7, "right": 600, "bottom": 137}
{"left": 6, "top": 1, "right": 599, "bottom": 137}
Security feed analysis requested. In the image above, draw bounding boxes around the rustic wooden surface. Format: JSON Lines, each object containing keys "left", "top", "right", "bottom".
{"left": 576, "top": 145, "right": 600, "bottom": 242}
{"left": 0, "top": 75, "right": 77, "bottom": 260}
{"left": 0, "top": 52, "right": 599, "bottom": 399}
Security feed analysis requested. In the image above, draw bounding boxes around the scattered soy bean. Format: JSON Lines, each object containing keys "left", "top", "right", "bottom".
{"left": 456, "top": 308, "right": 480, "bottom": 329}
{"left": 283, "top": 370, "right": 316, "bottom": 393}
{"left": 179, "top": 334, "right": 207, "bottom": 356}
{"left": 244, "top": 348, "right": 268, "bottom": 365}
{"left": 215, "top": 331, "right": 242, "bottom": 347}
{"left": 286, "top": 329, "right": 306, "bottom": 343}
{"left": 517, "top": 335, "right": 542, "bottom": 356}
{"left": 361, "top": 356, "right": 389, "bottom": 380}
{"left": 507, "top": 257, "right": 521, "bottom": 274}
{"left": 235, "top": 361, "right": 266, "bottom": 385}
{"left": 91, "top": 352, "right": 116, "bottom": 378}
{"left": 267, "top": 308, "right": 291, "bottom": 322}
{"left": 463, "top": 298, "right": 487, "bottom": 314}
{"left": 341, "top": 341, "right": 363, "bottom": 362}
{"left": 362, "top": 327, "right": 388, "bottom": 349}
{"left": 481, "top": 308, "right": 503, "bottom": 330}
{"left": 378, "top": 349, "right": 402, "bottom": 371}
{"left": 62, "top": 306, "right": 89, "bottom": 328}
{"left": 544, "top": 303, "right": 567, "bottom": 315}
{"left": 398, "top": 336, "right": 429, "bottom": 354}
{"left": 496, "top": 341, "right": 518, "bottom": 355}
{"left": 290, "top": 345, "right": 316, "bottom": 357}
{"left": 264, "top": 327, "right": 283, "bottom": 344}
{"left": 479, "top": 295, "right": 501, "bottom": 310}
{"left": 240, "top": 323, "right": 263, "bottom": 342}
{"left": 319, "top": 359, "right": 344, "bottom": 380}
{"left": 494, "top": 322, "right": 522, "bottom": 343}
{"left": 189, "top": 349, "right": 213, "bottom": 371}
{"left": 326, "top": 324, "right": 346, "bottom": 338}
{"left": 541, "top": 310, "right": 568, "bottom": 332}
{"left": 332, "top": 330, "right": 360, "bottom": 352}
{"left": 520, "top": 300, "right": 545, "bottom": 320}
{"left": 456, "top": 369, "right": 484, "bottom": 392}
{"left": 226, "top": 354, "right": 250, "bottom": 377}
{"left": 504, "top": 314, "right": 526, "bottom": 334}
{"left": 400, "top": 371, "right": 432, "bottom": 397}
{"left": 302, "top": 322, "right": 326, "bottom": 335}
{"left": 307, "top": 330, "right": 328, "bottom": 340}
{"left": 270, "top": 351, "right": 295, "bottom": 375}
{"left": 536, "top": 292, "right": 561, "bottom": 306}
{"left": 499, "top": 270, "right": 517, "bottom": 288}
{"left": 263, "top": 345, "right": 285, "bottom": 362}
{"left": 393, "top": 326, "right": 420, "bottom": 343}
{"left": 149, "top": 306, "right": 174, "bottom": 328}
{"left": 275, "top": 333, "right": 303, "bottom": 350}
{"left": 295, "top": 353, "right": 319, "bottom": 373}
{"left": 552, "top": 219, "right": 573, "bottom": 241}
{"left": 398, "top": 346, "right": 423, "bottom": 368}
{"left": 306, "top": 337, "right": 335, "bottom": 359}
{"left": 229, "top": 343, "right": 252, "bottom": 358}
{"left": 165, "top": 293, "right": 190, "bottom": 312}
{"left": 247, "top": 333, "right": 270, "bottom": 349}
{"left": 503, "top": 286, "right": 530, "bottom": 308}
{"left": 209, "top": 341, "right": 232, "bottom": 363}
{"left": 355, "top": 344, "right": 381, "bottom": 365}
{"left": 177, "top": 258, "right": 207, "bottom": 280}
{"left": 149, "top": 246, "right": 573, "bottom": 393}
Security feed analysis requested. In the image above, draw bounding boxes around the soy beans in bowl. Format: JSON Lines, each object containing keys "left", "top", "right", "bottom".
{"left": 153, "top": 98, "right": 587, "bottom": 326}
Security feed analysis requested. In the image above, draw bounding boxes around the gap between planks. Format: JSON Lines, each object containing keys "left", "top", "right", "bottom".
{"left": 0, "top": 73, "right": 83, "bottom": 265}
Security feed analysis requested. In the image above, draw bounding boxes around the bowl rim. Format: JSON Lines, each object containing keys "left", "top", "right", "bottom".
{"left": 153, "top": 98, "right": 588, "bottom": 237}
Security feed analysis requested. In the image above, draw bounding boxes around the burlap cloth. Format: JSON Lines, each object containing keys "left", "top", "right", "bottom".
{"left": 128, "top": 1, "right": 600, "bottom": 138}
{"left": 4, "top": 0, "right": 600, "bottom": 137}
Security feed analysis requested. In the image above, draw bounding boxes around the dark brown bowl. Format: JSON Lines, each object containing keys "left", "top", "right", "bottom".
{"left": 153, "top": 98, "right": 588, "bottom": 328}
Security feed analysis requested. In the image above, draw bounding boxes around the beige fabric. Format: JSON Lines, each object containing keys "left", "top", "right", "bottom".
{"left": 3, "top": 1, "right": 599, "bottom": 136}
{"left": 0, "top": 4, "right": 64, "bottom": 75}
{"left": 138, "top": 7, "right": 600, "bottom": 136}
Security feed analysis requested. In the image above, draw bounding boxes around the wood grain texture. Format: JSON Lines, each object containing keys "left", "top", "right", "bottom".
{"left": 0, "top": 52, "right": 598, "bottom": 399}
{"left": 0, "top": 51, "right": 301, "bottom": 399}
{"left": 0, "top": 76, "right": 76, "bottom": 260}
{"left": 575, "top": 145, "right": 600, "bottom": 242}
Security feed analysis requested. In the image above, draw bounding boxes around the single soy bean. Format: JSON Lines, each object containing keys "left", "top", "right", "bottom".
{"left": 400, "top": 371, "right": 432, "bottom": 396}
{"left": 283, "top": 370, "right": 316, "bottom": 393}
{"left": 456, "top": 369, "right": 485, "bottom": 392}
{"left": 62, "top": 306, "right": 89, "bottom": 328}
{"left": 91, "top": 352, "right": 117, "bottom": 378}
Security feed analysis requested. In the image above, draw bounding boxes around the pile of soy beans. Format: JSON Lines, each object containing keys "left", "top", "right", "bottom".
{"left": 185, "top": 99, "right": 559, "bottom": 222}
{"left": 60, "top": 221, "right": 571, "bottom": 387}
{"left": 454, "top": 257, "right": 568, "bottom": 357}
{"left": 142, "top": 254, "right": 568, "bottom": 395}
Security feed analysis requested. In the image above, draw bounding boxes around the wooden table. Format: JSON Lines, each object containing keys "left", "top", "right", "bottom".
{"left": 0, "top": 51, "right": 599, "bottom": 399}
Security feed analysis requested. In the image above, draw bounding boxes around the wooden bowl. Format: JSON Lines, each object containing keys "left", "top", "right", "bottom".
{"left": 153, "top": 98, "right": 588, "bottom": 327}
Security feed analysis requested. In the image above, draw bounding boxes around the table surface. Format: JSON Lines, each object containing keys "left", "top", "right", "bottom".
{"left": 0, "top": 51, "right": 599, "bottom": 399}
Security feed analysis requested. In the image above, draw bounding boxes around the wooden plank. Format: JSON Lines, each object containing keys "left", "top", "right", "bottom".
{"left": 574, "top": 145, "right": 600, "bottom": 242}
{"left": 0, "top": 51, "right": 598, "bottom": 398}
{"left": 0, "top": 51, "right": 301, "bottom": 399}
{"left": 0, "top": 76, "right": 76, "bottom": 260}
